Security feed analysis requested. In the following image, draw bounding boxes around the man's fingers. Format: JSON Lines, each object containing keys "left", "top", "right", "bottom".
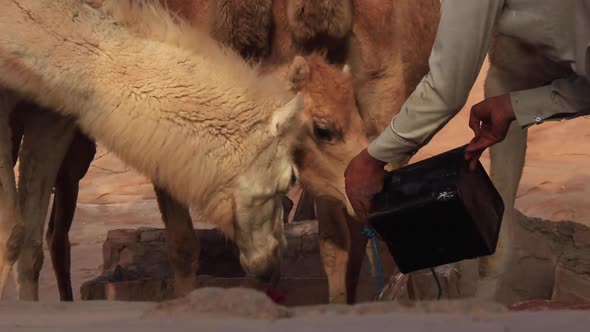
{"left": 468, "top": 112, "right": 481, "bottom": 136}
{"left": 467, "top": 150, "right": 483, "bottom": 171}
{"left": 466, "top": 133, "right": 496, "bottom": 153}
{"left": 468, "top": 157, "right": 478, "bottom": 172}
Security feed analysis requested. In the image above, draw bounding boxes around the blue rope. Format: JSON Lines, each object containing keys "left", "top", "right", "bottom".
{"left": 362, "top": 227, "right": 383, "bottom": 300}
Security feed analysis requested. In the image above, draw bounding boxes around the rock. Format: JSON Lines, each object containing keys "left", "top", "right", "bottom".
{"left": 100, "top": 227, "right": 243, "bottom": 281}
{"left": 495, "top": 210, "right": 590, "bottom": 304}
{"left": 81, "top": 221, "right": 377, "bottom": 304}
{"left": 105, "top": 229, "right": 139, "bottom": 242}
{"left": 138, "top": 227, "right": 167, "bottom": 242}
{"left": 552, "top": 248, "right": 590, "bottom": 301}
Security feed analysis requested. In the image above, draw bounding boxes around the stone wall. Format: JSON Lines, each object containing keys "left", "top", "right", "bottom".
{"left": 81, "top": 212, "right": 590, "bottom": 306}
{"left": 81, "top": 221, "right": 379, "bottom": 305}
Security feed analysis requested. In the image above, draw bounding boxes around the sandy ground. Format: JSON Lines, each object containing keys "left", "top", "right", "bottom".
{"left": 2, "top": 289, "right": 590, "bottom": 331}
{"left": 2, "top": 61, "right": 589, "bottom": 312}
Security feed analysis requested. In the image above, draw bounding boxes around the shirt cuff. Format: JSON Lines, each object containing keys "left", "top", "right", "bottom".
{"left": 367, "top": 124, "right": 416, "bottom": 167}
{"left": 510, "top": 85, "right": 580, "bottom": 128}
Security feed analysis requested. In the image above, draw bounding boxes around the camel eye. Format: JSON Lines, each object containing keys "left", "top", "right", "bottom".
{"left": 313, "top": 122, "right": 335, "bottom": 142}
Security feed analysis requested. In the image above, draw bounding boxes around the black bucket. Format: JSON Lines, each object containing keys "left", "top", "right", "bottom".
{"left": 368, "top": 145, "right": 504, "bottom": 274}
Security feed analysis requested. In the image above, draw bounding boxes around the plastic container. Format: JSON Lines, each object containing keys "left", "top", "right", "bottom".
{"left": 368, "top": 145, "right": 504, "bottom": 274}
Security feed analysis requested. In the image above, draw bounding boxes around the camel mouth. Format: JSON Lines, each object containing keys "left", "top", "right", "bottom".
{"left": 239, "top": 252, "right": 281, "bottom": 286}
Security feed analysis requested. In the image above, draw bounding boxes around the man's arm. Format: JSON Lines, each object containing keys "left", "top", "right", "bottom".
{"left": 367, "top": 0, "right": 505, "bottom": 166}
{"left": 511, "top": 74, "right": 590, "bottom": 128}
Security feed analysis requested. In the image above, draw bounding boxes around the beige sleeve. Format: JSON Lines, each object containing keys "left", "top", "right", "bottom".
{"left": 511, "top": 74, "right": 590, "bottom": 128}
{"left": 367, "top": 0, "right": 505, "bottom": 166}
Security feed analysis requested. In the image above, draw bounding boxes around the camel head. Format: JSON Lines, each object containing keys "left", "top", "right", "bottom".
{"left": 220, "top": 92, "right": 303, "bottom": 284}
{"left": 286, "top": 54, "right": 369, "bottom": 213}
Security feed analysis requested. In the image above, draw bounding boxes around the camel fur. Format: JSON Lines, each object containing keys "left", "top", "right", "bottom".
{"left": 0, "top": 0, "right": 304, "bottom": 299}
{"left": 269, "top": 0, "right": 353, "bottom": 66}
{"left": 211, "top": 0, "right": 273, "bottom": 61}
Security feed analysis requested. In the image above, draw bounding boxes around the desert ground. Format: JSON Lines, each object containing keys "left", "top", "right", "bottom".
{"left": 2, "top": 58, "right": 590, "bottom": 330}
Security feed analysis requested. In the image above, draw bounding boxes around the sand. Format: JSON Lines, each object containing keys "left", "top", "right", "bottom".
{"left": 1, "top": 288, "right": 590, "bottom": 331}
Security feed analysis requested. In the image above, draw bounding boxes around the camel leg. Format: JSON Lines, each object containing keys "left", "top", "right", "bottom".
{"left": 317, "top": 197, "right": 352, "bottom": 304}
{"left": 46, "top": 130, "right": 96, "bottom": 301}
{"left": 476, "top": 63, "right": 527, "bottom": 302}
{"left": 0, "top": 91, "right": 23, "bottom": 298}
{"left": 345, "top": 215, "right": 368, "bottom": 303}
{"left": 153, "top": 185, "right": 199, "bottom": 298}
{"left": 14, "top": 103, "right": 75, "bottom": 301}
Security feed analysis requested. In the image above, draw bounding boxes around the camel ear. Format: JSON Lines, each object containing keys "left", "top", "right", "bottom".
{"left": 288, "top": 56, "right": 310, "bottom": 91}
{"left": 270, "top": 93, "right": 304, "bottom": 137}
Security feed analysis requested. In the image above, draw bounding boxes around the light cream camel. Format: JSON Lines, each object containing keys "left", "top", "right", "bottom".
{"left": 11, "top": 0, "right": 278, "bottom": 302}
{"left": 0, "top": 0, "right": 304, "bottom": 300}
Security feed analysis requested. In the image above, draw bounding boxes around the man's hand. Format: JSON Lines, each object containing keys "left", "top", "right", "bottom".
{"left": 344, "top": 148, "right": 387, "bottom": 223}
{"left": 465, "top": 94, "right": 516, "bottom": 171}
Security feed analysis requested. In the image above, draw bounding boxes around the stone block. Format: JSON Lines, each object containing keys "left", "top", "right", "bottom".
{"left": 81, "top": 220, "right": 381, "bottom": 304}
{"left": 552, "top": 248, "right": 590, "bottom": 301}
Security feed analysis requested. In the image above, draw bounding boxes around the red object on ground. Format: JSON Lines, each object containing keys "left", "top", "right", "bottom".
{"left": 265, "top": 288, "right": 287, "bottom": 304}
{"left": 509, "top": 299, "right": 590, "bottom": 311}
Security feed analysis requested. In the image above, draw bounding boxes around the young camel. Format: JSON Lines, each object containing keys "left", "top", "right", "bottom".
{"left": 291, "top": 0, "right": 442, "bottom": 303}
{"left": 0, "top": 0, "right": 304, "bottom": 301}
{"left": 7, "top": 0, "right": 276, "bottom": 301}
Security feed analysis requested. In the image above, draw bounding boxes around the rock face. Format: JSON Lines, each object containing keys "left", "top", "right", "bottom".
{"left": 497, "top": 211, "right": 590, "bottom": 303}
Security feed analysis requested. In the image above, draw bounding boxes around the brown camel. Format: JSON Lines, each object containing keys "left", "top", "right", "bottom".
{"left": 291, "top": 0, "right": 442, "bottom": 303}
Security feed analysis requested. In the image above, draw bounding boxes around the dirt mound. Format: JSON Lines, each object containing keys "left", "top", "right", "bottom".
{"left": 145, "top": 287, "right": 290, "bottom": 320}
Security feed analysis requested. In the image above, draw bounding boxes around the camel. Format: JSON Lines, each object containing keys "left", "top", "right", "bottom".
{"left": 0, "top": 0, "right": 307, "bottom": 301}
{"left": 290, "top": 0, "right": 442, "bottom": 303}
{"left": 6, "top": 0, "right": 277, "bottom": 301}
